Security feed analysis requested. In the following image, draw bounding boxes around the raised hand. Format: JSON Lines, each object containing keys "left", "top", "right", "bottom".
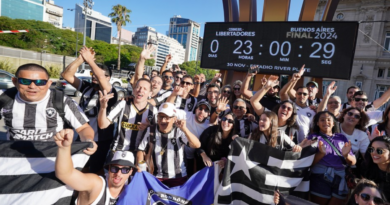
{"left": 326, "top": 81, "right": 337, "bottom": 96}
{"left": 367, "top": 127, "right": 385, "bottom": 141}
{"left": 54, "top": 129, "right": 74, "bottom": 148}
{"left": 266, "top": 75, "right": 279, "bottom": 88}
{"left": 292, "top": 64, "right": 305, "bottom": 81}
{"left": 318, "top": 140, "right": 327, "bottom": 155}
{"left": 261, "top": 75, "right": 267, "bottom": 86}
{"left": 194, "top": 75, "right": 200, "bottom": 83}
{"left": 175, "top": 119, "right": 187, "bottom": 131}
{"left": 248, "top": 65, "right": 258, "bottom": 77}
{"left": 342, "top": 141, "right": 352, "bottom": 157}
{"left": 79, "top": 46, "right": 95, "bottom": 63}
{"left": 213, "top": 73, "right": 222, "bottom": 81}
{"left": 216, "top": 97, "right": 229, "bottom": 113}
{"left": 172, "top": 85, "right": 184, "bottom": 96}
{"left": 165, "top": 54, "right": 172, "bottom": 63}
{"left": 141, "top": 44, "right": 156, "bottom": 60}
{"left": 99, "top": 90, "right": 114, "bottom": 110}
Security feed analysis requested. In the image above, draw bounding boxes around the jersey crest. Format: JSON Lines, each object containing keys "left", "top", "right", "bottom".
{"left": 46, "top": 108, "right": 57, "bottom": 118}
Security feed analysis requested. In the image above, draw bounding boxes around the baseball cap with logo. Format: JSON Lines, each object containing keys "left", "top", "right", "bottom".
{"left": 306, "top": 81, "right": 318, "bottom": 88}
{"left": 158, "top": 102, "right": 176, "bottom": 117}
{"left": 105, "top": 151, "right": 136, "bottom": 168}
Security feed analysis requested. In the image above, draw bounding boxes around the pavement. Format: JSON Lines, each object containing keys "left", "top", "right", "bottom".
{"left": 0, "top": 95, "right": 81, "bottom": 140}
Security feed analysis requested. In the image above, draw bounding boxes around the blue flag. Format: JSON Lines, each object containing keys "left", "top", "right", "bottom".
{"left": 117, "top": 166, "right": 216, "bottom": 205}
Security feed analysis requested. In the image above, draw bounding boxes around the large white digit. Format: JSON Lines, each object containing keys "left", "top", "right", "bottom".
{"left": 210, "top": 40, "right": 219, "bottom": 53}
{"left": 310, "top": 42, "right": 322, "bottom": 58}
{"left": 323, "top": 43, "right": 335, "bottom": 59}
{"left": 269, "top": 41, "right": 279, "bottom": 56}
{"left": 233, "top": 40, "right": 243, "bottom": 54}
{"left": 243, "top": 40, "right": 252, "bottom": 55}
{"left": 280, "top": 41, "right": 291, "bottom": 56}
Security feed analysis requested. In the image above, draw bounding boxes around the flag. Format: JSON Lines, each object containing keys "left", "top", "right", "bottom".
{"left": 117, "top": 164, "right": 220, "bottom": 205}
{"left": 0, "top": 140, "right": 90, "bottom": 205}
{"left": 215, "top": 137, "right": 316, "bottom": 205}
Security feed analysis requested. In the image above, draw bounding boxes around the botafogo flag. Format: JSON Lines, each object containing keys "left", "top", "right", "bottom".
{"left": 0, "top": 140, "right": 90, "bottom": 205}
{"left": 215, "top": 137, "right": 316, "bottom": 205}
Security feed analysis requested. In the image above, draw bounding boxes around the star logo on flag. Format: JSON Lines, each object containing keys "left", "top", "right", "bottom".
{"left": 228, "top": 147, "right": 259, "bottom": 181}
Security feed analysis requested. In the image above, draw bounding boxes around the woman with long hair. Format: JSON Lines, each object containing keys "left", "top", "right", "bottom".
{"left": 361, "top": 136, "right": 390, "bottom": 201}
{"left": 308, "top": 111, "right": 356, "bottom": 205}
{"left": 196, "top": 112, "right": 236, "bottom": 171}
{"left": 248, "top": 111, "right": 301, "bottom": 151}
{"left": 251, "top": 76, "right": 300, "bottom": 144}
{"left": 345, "top": 179, "right": 387, "bottom": 205}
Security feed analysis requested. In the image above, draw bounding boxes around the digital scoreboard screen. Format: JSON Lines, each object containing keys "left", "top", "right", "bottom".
{"left": 201, "top": 22, "right": 359, "bottom": 80}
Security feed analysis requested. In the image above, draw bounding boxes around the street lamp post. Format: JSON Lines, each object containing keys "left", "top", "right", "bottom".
{"left": 82, "top": 0, "right": 94, "bottom": 70}
{"left": 67, "top": 8, "right": 80, "bottom": 57}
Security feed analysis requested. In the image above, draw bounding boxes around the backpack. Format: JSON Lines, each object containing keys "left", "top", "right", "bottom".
{"left": 0, "top": 87, "right": 68, "bottom": 127}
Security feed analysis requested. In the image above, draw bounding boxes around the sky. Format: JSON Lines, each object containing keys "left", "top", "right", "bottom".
{"left": 59, "top": 0, "right": 304, "bottom": 37}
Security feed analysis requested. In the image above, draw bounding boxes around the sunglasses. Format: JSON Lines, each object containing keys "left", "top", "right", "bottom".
{"left": 367, "top": 147, "right": 388, "bottom": 155}
{"left": 359, "top": 193, "right": 384, "bottom": 204}
{"left": 198, "top": 107, "right": 209, "bottom": 112}
{"left": 234, "top": 88, "right": 240, "bottom": 91}
{"left": 347, "top": 111, "right": 361, "bottom": 120}
{"left": 233, "top": 105, "right": 246, "bottom": 110}
{"left": 207, "top": 91, "right": 219, "bottom": 95}
{"left": 223, "top": 90, "right": 231, "bottom": 94}
{"left": 17, "top": 78, "right": 48, "bottom": 86}
{"left": 163, "top": 75, "right": 174, "bottom": 80}
{"left": 354, "top": 98, "right": 368, "bottom": 102}
{"left": 221, "top": 117, "right": 234, "bottom": 124}
{"left": 176, "top": 76, "right": 182, "bottom": 80}
{"left": 280, "top": 104, "right": 292, "bottom": 112}
{"left": 180, "top": 81, "right": 193, "bottom": 86}
{"left": 297, "top": 92, "right": 308, "bottom": 96}
{"left": 272, "top": 86, "right": 279, "bottom": 89}
{"left": 109, "top": 165, "right": 132, "bottom": 174}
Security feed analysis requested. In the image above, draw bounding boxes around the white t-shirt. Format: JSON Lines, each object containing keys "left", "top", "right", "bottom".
{"left": 184, "top": 111, "right": 211, "bottom": 159}
{"left": 365, "top": 110, "right": 383, "bottom": 127}
{"left": 340, "top": 126, "right": 369, "bottom": 155}
{"left": 294, "top": 103, "right": 315, "bottom": 143}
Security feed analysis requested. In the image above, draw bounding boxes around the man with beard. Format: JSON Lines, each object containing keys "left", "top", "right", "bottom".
{"left": 166, "top": 75, "right": 198, "bottom": 113}
{"left": 54, "top": 128, "right": 137, "bottom": 205}
{"left": 305, "top": 81, "right": 321, "bottom": 106}
{"left": 241, "top": 66, "right": 280, "bottom": 111}
{"left": 342, "top": 86, "right": 390, "bottom": 112}
{"left": 148, "top": 70, "right": 174, "bottom": 108}
{"left": 341, "top": 86, "right": 360, "bottom": 111}
{"left": 203, "top": 84, "right": 229, "bottom": 124}
{"left": 350, "top": 91, "right": 383, "bottom": 127}
{"left": 166, "top": 86, "right": 210, "bottom": 176}
{"left": 232, "top": 98, "right": 257, "bottom": 138}
{"left": 280, "top": 65, "right": 315, "bottom": 142}
{"left": 136, "top": 102, "right": 201, "bottom": 187}
{"left": 98, "top": 45, "right": 158, "bottom": 156}
{"left": 62, "top": 46, "right": 117, "bottom": 173}
{"left": 174, "top": 71, "right": 183, "bottom": 87}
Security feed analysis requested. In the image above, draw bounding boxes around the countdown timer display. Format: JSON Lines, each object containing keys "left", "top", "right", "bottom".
{"left": 200, "top": 22, "right": 359, "bottom": 79}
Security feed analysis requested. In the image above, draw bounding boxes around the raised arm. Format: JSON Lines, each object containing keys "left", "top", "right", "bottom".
{"left": 159, "top": 54, "right": 172, "bottom": 75}
{"left": 240, "top": 66, "right": 257, "bottom": 99}
{"left": 131, "top": 44, "right": 156, "bottom": 86}
{"left": 209, "top": 97, "right": 229, "bottom": 124}
{"left": 176, "top": 119, "right": 201, "bottom": 148}
{"left": 55, "top": 129, "right": 102, "bottom": 192}
{"left": 97, "top": 90, "right": 115, "bottom": 129}
{"left": 251, "top": 75, "right": 279, "bottom": 116}
{"left": 317, "top": 81, "right": 337, "bottom": 112}
{"left": 279, "top": 65, "right": 305, "bottom": 101}
{"left": 209, "top": 73, "right": 222, "bottom": 85}
{"left": 61, "top": 52, "right": 84, "bottom": 89}
{"left": 79, "top": 47, "right": 112, "bottom": 93}
{"left": 372, "top": 87, "right": 390, "bottom": 110}
{"left": 165, "top": 86, "right": 183, "bottom": 104}
{"left": 192, "top": 74, "right": 201, "bottom": 97}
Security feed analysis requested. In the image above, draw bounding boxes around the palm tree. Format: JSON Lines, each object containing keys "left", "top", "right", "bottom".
{"left": 108, "top": 4, "right": 131, "bottom": 70}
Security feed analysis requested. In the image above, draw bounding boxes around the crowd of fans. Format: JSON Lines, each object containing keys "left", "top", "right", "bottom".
{"left": 3, "top": 44, "right": 390, "bottom": 205}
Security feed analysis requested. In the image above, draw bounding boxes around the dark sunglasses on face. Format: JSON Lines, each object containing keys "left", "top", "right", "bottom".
{"left": 17, "top": 78, "right": 48, "bottom": 86}
{"left": 198, "top": 107, "right": 209, "bottom": 112}
{"left": 233, "top": 105, "right": 245, "bottom": 110}
{"left": 163, "top": 75, "right": 174, "bottom": 80}
{"left": 176, "top": 76, "right": 182, "bottom": 80}
{"left": 297, "top": 92, "right": 308, "bottom": 96}
{"left": 347, "top": 111, "right": 361, "bottom": 120}
{"left": 180, "top": 81, "right": 193, "bottom": 86}
{"left": 109, "top": 165, "right": 132, "bottom": 174}
{"left": 280, "top": 104, "right": 292, "bottom": 112}
{"left": 367, "top": 147, "right": 388, "bottom": 155}
{"left": 359, "top": 193, "right": 384, "bottom": 204}
{"left": 223, "top": 90, "right": 231, "bottom": 94}
{"left": 234, "top": 88, "right": 240, "bottom": 91}
{"left": 354, "top": 97, "right": 368, "bottom": 102}
{"left": 221, "top": 117, "right": 234, "bottom": 124}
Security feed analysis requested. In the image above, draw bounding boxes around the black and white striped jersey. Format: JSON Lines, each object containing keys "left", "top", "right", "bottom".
{"left": 78, "top": 81, "right": 118, "bottom": 141}
{"left": 234, "top": 118, "right": 258, "bottom": 138}
{"left": 173, "top": 95, "right": 197, "bottom": 113}
{"left": 153, "top": 88, "right": 173, "bottom": 107}
{"left": 1, "top": 90, "right": 89, "bottom": 141}
{"left": 138, "top": 127, "right": 189, "bottom": 179}
{"left": 107, "top": 99, "right": 157, "bottom": 152}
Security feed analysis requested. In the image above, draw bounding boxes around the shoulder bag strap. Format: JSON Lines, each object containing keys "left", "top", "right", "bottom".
{"left": 319, "top": 133, "right": 347, "bottom": 165}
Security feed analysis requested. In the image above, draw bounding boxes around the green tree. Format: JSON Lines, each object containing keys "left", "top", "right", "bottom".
{"left": 108, "top": 4, "right": 131, "bottom": 70}
{"left": 179, "top": 61, "right": 218, "bottom": 80}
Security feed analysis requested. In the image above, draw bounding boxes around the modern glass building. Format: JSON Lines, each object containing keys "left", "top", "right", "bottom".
{"left": 0, "top": 0, "right": 44, "bottom": 21}
{"left": 168, "top": 15, "right": 201, "bottom": 62}
{"left": 74, "top": 4, "right": 112, "bottom": 44}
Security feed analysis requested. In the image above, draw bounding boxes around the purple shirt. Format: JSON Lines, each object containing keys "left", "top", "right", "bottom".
{"left": 308, "top": 133, "right": 354, "bottom": 170}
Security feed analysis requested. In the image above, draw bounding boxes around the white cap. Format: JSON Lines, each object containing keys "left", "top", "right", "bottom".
{"left": 158, "top": 102, "right": 177, "bottom": 117}
{"left": 105, "top": 151, "right": 136, "bottom": 168}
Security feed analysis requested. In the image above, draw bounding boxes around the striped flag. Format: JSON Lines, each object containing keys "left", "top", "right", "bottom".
{"left": 214, "top": 137, "right": 316, "bottom": 205}
{"left": 0, "top": 140, "right": 90, "bottom": 205}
